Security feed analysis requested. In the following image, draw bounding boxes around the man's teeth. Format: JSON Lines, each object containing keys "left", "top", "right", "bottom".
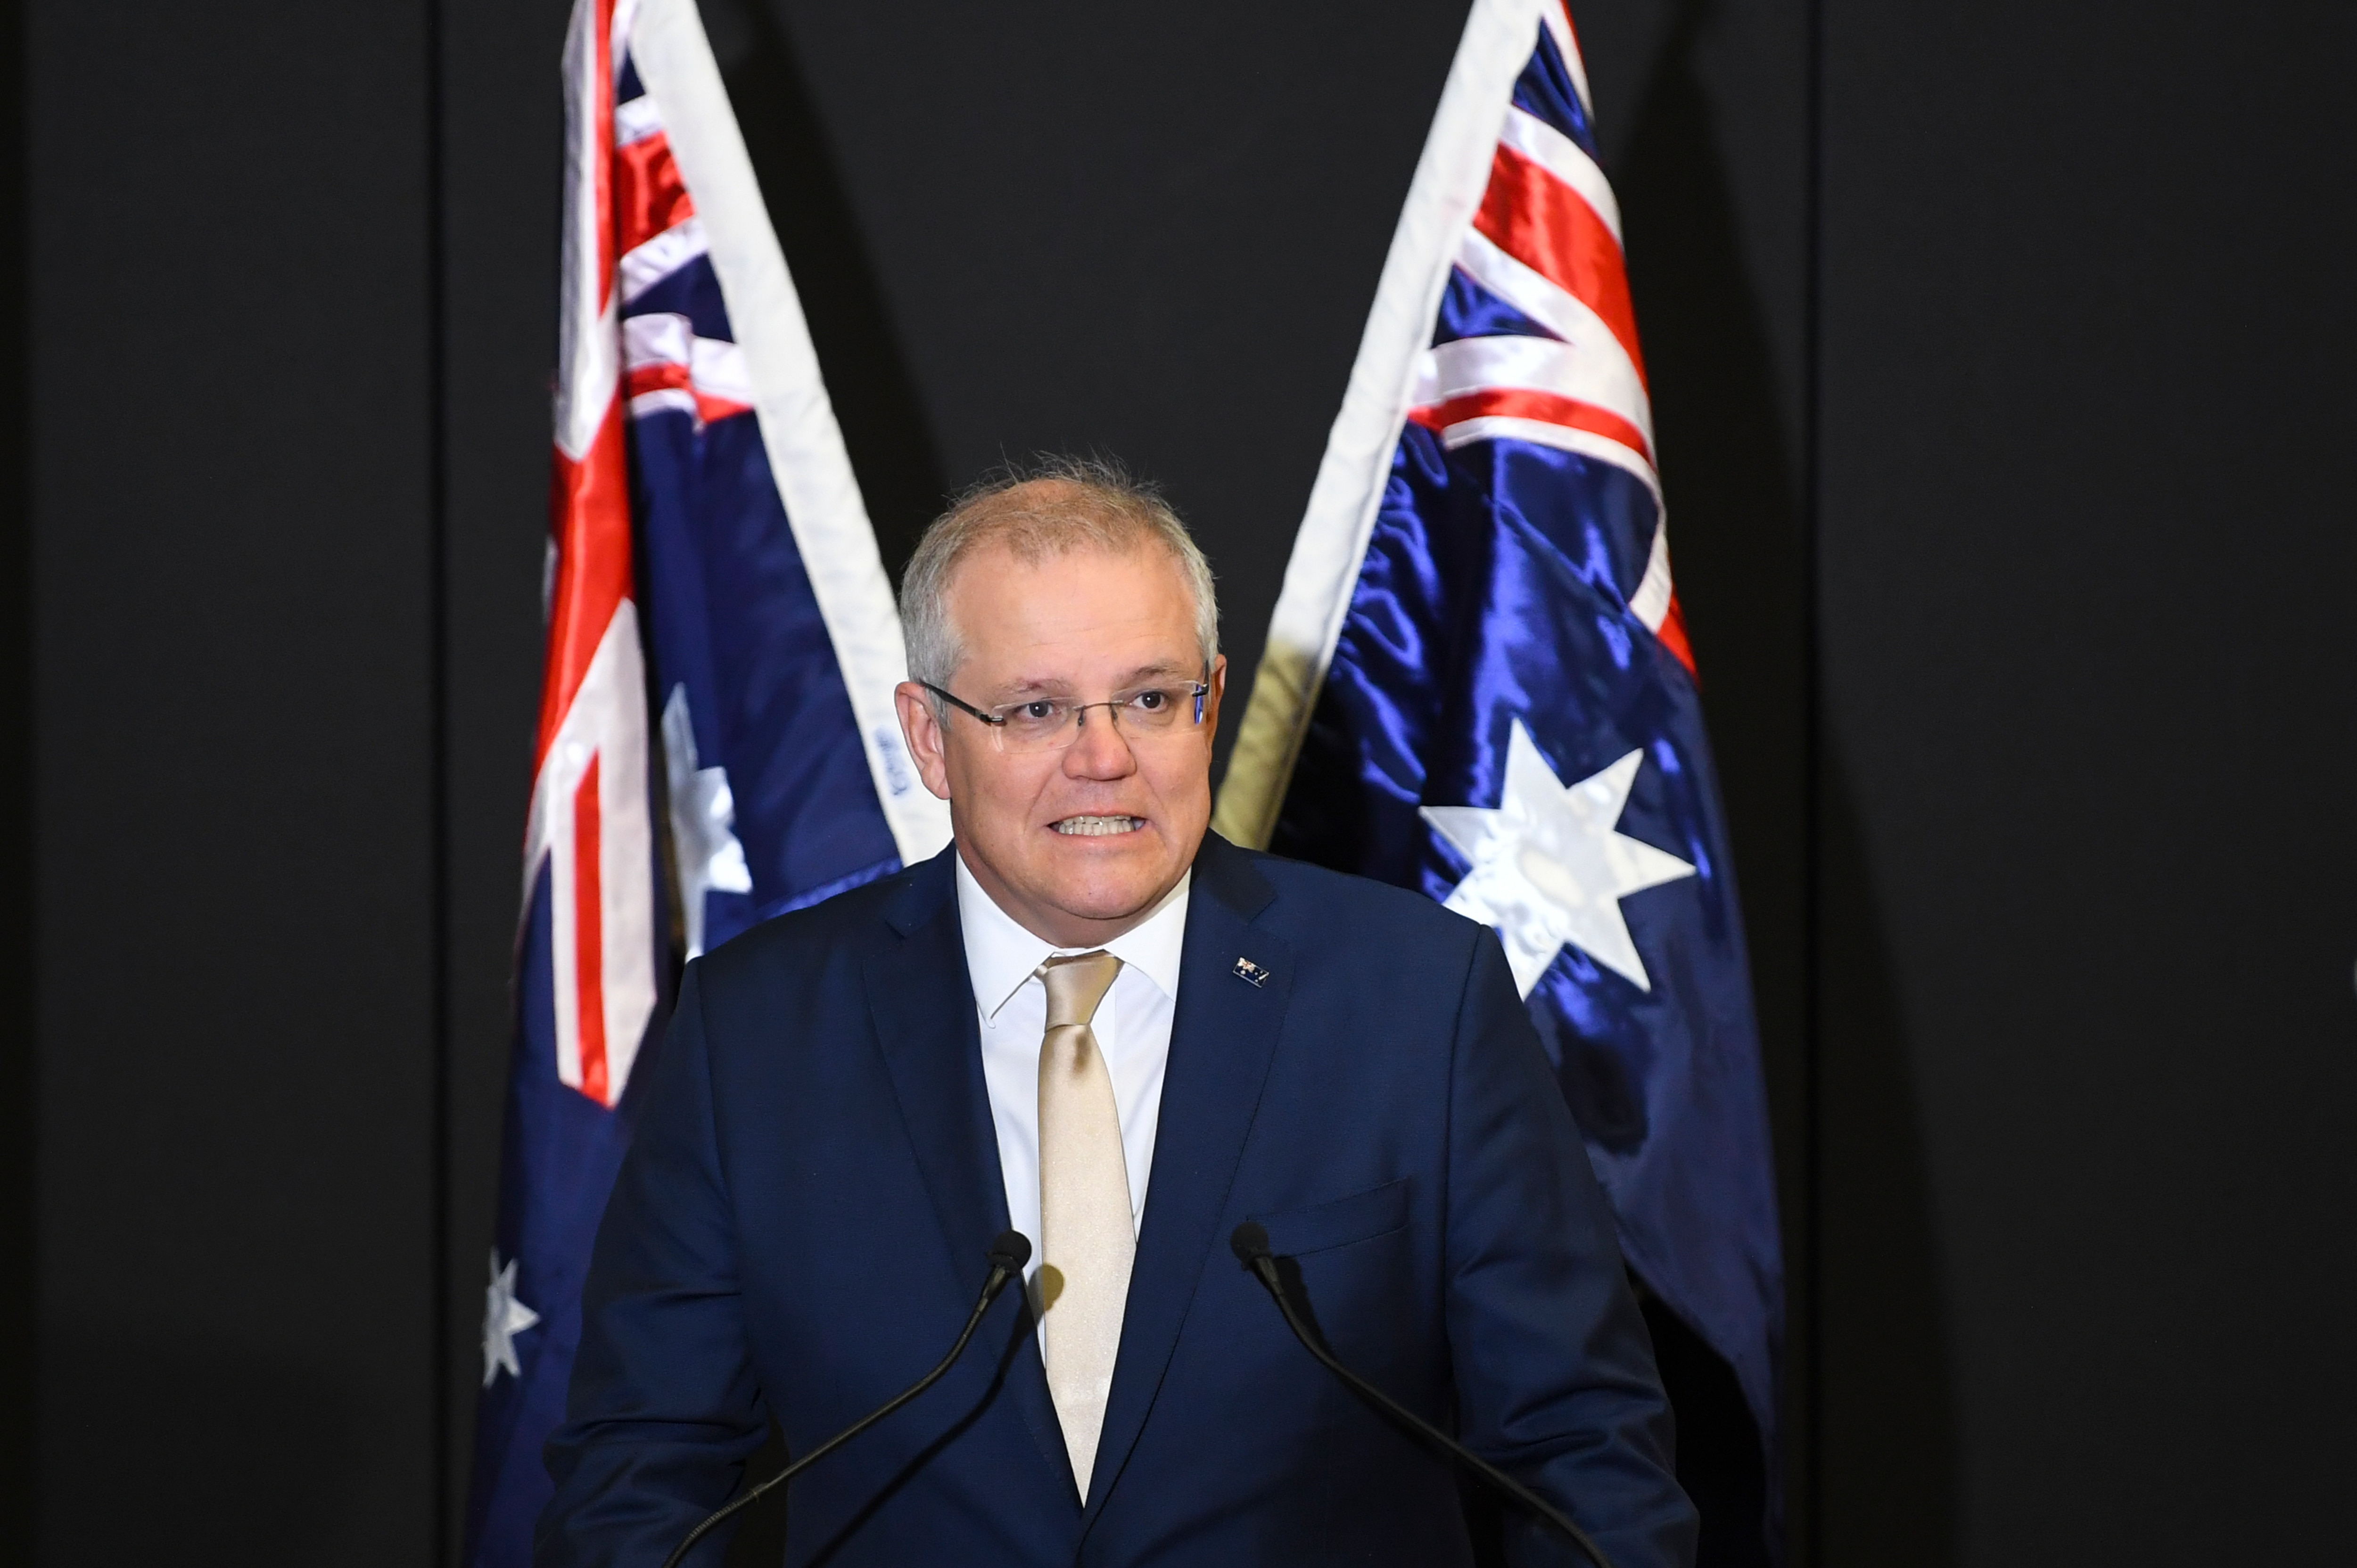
{"left": 1053, "top": 816, "right": 1142, "bottom": 836}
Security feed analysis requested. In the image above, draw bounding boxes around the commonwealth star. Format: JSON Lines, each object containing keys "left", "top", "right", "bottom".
{"left": 1422, "top": 720, "right": 1696, "bottom": 997}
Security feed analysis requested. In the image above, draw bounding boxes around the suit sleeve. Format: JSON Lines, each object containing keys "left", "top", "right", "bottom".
{"left": 536, "top": 961, "right": 770, "bottom": 1568}
{"left": 1442, "top": 930, "right": 1700, "bottom": 1568}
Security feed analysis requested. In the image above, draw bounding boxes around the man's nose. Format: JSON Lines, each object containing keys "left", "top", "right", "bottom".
{"left": 1062, "top": 705, "right": 1138, "bottom": 779}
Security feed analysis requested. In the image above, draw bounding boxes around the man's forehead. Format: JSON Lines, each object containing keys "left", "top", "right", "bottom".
{"left": 948, "top": 547, "right": 1196, "bottom": 673}
{"left": 948, "top": 534, "right": 1192, "bottom": 609}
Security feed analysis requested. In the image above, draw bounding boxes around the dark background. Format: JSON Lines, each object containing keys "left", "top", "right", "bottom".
{"left": 13, "top": 0, "right": 2353, "bottom": 1562}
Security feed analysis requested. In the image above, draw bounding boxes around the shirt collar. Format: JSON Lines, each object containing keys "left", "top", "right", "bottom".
{"left": 954, "top": 850, "right": 1192, "bottom": 1027}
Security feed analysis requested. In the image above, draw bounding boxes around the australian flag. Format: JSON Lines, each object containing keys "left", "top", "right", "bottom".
{"left": 1218, "top": 0, "right": 1783, "bottom": 1552}
{"left": 462, "top": 2, "right": 949, "bottom": 1564}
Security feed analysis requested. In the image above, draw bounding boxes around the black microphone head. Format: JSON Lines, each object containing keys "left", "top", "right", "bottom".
{"left": 1229, "top": 1221, "right": 1271, "bottom": 1265}
{"left": 988, "top": 1229, "right": 1032, "bottom": 1273}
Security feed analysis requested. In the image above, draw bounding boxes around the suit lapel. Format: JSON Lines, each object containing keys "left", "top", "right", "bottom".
{"left": 1083, "top": 835, "right": 1290, "bottom": 1516}
{"left": 863, "top": 847, "right": 1075, "bottom": 1492}
{"left": 865, "top": 849, "right": 1005, "bottom": 1266}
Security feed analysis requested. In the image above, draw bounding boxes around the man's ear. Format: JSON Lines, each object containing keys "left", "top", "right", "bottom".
{"left": 1203, "top": 655, "right": 1229, "bottom": 736}
{"left": 895, "top": 682, "right": 953, "bottom": 801}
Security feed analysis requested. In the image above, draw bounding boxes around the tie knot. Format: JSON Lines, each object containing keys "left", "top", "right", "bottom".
{"left": 1039, "top": 950, "right": 1121, "bottom": 1029}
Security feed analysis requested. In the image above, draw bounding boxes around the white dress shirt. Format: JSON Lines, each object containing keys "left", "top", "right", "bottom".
{"left": 955, "top": 852, "right": 1188, "bottom": 1304}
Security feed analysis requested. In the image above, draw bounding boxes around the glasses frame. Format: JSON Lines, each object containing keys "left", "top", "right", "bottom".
{"left": 920, "top": 673, "right": 1211, "bottom": 752}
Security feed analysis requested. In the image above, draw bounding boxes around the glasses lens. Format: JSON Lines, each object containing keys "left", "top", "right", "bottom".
{"left": 994, "top": 699, "right": 1071, "bottom": 753}
{"left": 1118, "top": 687, "right": 1190, "bottom": 731}
{"left": 987, "top": 687, "right": 1206, "bottom": 753}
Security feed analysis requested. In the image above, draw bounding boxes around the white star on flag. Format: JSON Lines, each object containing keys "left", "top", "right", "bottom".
{"left": 1422, "top": 719, "right": 1697, "bottom": 998}
{"left": 661, "top": 684, "right": 754, "bottom": 960}
{"left": 482, "top": 1249, "right": 541, "bottom": 1388}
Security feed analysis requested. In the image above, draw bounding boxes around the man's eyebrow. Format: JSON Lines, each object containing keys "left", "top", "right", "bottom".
{"left": 984, "top": 662, "right": 1196, "bottom": 699}
{"left": 1117, "top": 660, "right": 1196, "bottom": 684}
{"left": 984, "top": 675, "right": 1074, "bottom": 700}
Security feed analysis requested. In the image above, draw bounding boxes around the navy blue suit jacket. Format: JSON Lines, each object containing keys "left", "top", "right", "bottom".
{"left": 541, "top": 835, "right": 1696, "bottom": 1567}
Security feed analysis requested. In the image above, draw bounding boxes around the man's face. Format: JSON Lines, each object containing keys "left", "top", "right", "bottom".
{"left": 895, "top": 539, "right": 1226, "bottom": 948}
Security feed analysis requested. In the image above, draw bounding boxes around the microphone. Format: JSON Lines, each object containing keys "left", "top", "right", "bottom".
{"left": 1229, "top": 1222, "right": 1616, "bottom": 1568}
{"left": 659, "top": 1230, "right": 1032, "bottom": 1568}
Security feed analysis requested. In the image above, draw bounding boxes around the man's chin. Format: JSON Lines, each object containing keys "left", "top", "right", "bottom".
{"left": 1028, "top": 852, "right": 1183, "bottom": 928}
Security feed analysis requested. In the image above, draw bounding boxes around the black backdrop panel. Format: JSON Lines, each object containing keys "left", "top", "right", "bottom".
{"left": 1815, "top": 0, "right": 2357, "bottom": 1560}
{"left": 436, "top": 0, "right": 574, "bottom": 1554}
{"left": 0, "top": 0, "right": 29, "bottom": 1543}
{"left": 31, "top": 0, "right": 439, "bottom": 1560}
{"left": 23, "top": 0, "right": 2357, "bottom": 1562}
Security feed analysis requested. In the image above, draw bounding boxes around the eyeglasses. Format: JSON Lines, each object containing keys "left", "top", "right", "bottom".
{"left": 922, "top": 677, "right": 1211, "bottom": 755}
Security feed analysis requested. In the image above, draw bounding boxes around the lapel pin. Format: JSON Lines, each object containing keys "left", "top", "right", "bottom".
{"left": 1232, "top": 956, "right": 1270, "bottom": 988}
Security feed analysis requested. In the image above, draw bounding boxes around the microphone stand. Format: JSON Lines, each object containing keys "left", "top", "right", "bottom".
{"left": 1230, "top": 1223, "right": 1617, "bottom": 1568}
{"left": 658, "top": 1231, "right": 1032, "bottom": 1568}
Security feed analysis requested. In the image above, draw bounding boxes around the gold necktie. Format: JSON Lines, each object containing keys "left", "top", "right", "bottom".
{"left": 1036, "top": 950, "right": 1129, "bottom": 1500}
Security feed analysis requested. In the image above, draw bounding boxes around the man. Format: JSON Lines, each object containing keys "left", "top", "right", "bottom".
{"left": 540, "top": 460, "right": 1697, "bottom": 1566}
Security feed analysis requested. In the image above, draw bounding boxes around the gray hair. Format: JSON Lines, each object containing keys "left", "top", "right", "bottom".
{"left": 899, "top": 455, "right": 1220, "bottom": 695}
